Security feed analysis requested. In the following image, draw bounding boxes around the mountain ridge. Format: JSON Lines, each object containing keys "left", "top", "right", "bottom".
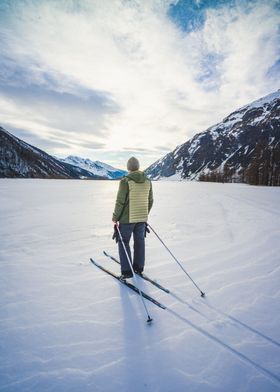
{"left": 59, "top": 155, "right": 127, "bottom": 179}
{"left": 0, "top": 127, "right": 121, "bottom": 180}
{"left": 145, "top": 90, "right": 280, "bottom": 185}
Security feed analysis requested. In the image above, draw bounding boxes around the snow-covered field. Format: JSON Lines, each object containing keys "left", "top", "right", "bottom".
{"left": 1, "top": 179, "right": 280, "bottom": 392}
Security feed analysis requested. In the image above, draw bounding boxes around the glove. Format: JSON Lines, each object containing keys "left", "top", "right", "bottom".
{"left": 112, "top": 224, "right": 120, "bottom": 243}
{"left": 144, "top": 223, "right": 150, "bottom": 238}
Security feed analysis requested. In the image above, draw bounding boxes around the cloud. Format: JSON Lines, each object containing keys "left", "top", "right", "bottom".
{"left": 0, "top": 0, "right": 279, "bottom": 168}
{"left": 200, "top": 2, "right": 280, "bottom": 102}
{"left": 73, "top": 139, "right": 106, "bottom": 150}
{"left": 123, "top": 145, "right": 173, "bottom": 153}
{"left": 168, "top": 0, "right": 236, "bottom": 32}
{"left": 0, "top": 76, "right": 119, "bottom": 134}
{"left": 5, "top": 125, "right": 71, "bottom": 150}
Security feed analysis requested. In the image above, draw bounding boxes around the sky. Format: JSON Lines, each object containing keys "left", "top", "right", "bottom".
{"left": 0, "top": 0, "right": 279, "bottom": 170}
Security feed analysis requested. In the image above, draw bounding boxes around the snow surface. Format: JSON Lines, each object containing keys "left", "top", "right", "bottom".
{"left": 240, "top": 89, "right": 280, "bottom": 111}
{"left": 1, "top": 179, "right": 280, "bottom": 392}
{"left": 159, "top": 172, "right": 183, "bottom": 181}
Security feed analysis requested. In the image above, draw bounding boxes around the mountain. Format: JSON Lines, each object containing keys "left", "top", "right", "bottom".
{"left": 60, "top": 156, "right": 127, "bottom": 179}
{"left": 146, "top": 90, "right": 280, "bottom": 186}
{"left": 0, "top": 127, "right": 106, "bottom": 179}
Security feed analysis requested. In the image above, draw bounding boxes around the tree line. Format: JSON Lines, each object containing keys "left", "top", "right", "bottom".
{"left": 198, "top": 140, "right": 280, "bottom": 186}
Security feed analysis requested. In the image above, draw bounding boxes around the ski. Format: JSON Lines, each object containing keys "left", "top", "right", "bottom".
{"left": 90, "top": 258, "right": 166, "bottom": 310}
{"left": 103, "top": 250, "right": 170, "bottom": 293}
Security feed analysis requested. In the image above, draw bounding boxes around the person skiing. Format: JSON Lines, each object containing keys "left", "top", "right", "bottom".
{"left": 112, "top": 156, "right": 153, "bottom": 279}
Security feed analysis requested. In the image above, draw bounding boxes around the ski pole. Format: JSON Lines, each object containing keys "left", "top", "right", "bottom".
{"left": 115, "top": 224, "right": 153, "bottom": 323}
{"left": 147, "top": 223, "right": 205, "bottom": 297}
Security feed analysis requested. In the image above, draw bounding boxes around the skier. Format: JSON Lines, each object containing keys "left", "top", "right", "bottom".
{"left": 112, "top": 157, "right": 153, "bottom": 279}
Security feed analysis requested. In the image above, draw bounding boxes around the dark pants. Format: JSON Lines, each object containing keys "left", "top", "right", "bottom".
{"left": 118, "top": 223, "right": 145, "bottom": 274}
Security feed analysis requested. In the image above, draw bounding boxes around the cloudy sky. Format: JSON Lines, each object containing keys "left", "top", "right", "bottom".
{"left": 0, "top": 0, "right": 279, "bottom": 169}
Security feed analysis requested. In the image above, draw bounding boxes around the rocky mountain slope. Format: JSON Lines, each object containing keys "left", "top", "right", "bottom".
{"left": 0, "top": 127, "right": 106, "bottom": 179}
{"left": 146, "top": 90, "right": 280, "bottom": 185}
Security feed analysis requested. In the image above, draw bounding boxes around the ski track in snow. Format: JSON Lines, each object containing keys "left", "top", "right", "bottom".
{"left": 0, "top": 180, "right": 280, "bottom": 392}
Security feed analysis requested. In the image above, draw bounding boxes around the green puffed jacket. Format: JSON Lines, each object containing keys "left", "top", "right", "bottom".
{"left": 112, "top": 171, "right": 153, "bottom": 224}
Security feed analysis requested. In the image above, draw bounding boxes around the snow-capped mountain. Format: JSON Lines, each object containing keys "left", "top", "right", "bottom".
{"left": 60, "top": 156, "right": 127, "bottom": 179}
{"left": 0, "top": 127, "right": 106, "bottom": 179}
{"left": 146, "top": 90, "right": 280, "bottom": 185}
